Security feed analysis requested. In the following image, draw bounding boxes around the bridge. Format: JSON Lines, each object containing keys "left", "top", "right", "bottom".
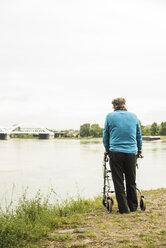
{"left": 0, "top": 123, "right": 54, "bottom": 140}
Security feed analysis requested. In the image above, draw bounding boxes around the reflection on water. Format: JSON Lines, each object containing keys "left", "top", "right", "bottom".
{"left": 0, "top": 139, "right": 166, "bottom": 207}
{"left": 80, "top": 140, "right": 102, "bottom": 144}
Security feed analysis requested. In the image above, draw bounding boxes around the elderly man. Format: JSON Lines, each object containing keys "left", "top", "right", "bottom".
{"left": 103, "top": 97, "right": 142, "bottom": 213}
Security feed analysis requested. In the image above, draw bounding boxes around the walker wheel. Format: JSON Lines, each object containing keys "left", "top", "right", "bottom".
{"left": 106, "top": 198, "right": 114, "bottom": 213}
{"left": 140, "top": 196, "right": 146, "bottom": 211}
{"left": 102, "top": 199, "right": 106, "bottom": 207}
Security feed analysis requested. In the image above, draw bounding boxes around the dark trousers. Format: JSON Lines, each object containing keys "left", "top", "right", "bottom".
{"left": 109, "top": 151, "right": 138, "bottom": 213}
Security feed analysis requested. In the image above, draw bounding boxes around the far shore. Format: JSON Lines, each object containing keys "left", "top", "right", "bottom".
{"left": 1, "top": 135, "right": 166, "bottom": 141}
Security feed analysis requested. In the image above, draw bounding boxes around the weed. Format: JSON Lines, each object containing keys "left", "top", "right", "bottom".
{"left": 160, "top": 229, "right": 166, "bottom": 235}
{"left": 49, "top": 233, "right": 72, "bottom": 241}
{"left": 0, "top": 190, "right": 99, "bottom": 248}
{"left": 68, "top": 244, "right": 89, "bottom": 248}
{"left": 118, "top": 222, "right": 130, "bottom": 229}
{"left": 118, "top": 238, "right": 131, "bottom": 243}
{"left": 77, "top": 234, "right": 87, "bottom": 239}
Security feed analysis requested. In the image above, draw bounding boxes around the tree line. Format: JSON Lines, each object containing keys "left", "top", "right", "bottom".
{"left": 140, "top": 121, "right": 166, "bottom": 136}
{"left": 79, "top": 121, "right": 166, "bottom": 137}
{"left": 80, "top": 123, "right": 103, "bottom": 137}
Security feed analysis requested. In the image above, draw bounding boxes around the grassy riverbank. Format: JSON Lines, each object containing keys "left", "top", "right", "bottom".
{"left": 160, "top": 136, "right": 166, "bottom": 141}
{"left": 0, "top": 189, "right": 166, "bottom": 248}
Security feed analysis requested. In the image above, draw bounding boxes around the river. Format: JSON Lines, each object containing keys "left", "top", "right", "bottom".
{"left": 0, "top": 139, "right": 166, "bottom": 207}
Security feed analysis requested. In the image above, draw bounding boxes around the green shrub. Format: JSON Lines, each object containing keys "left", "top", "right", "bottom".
{"left": 0, "top": 191, "right": 100, "bottom": 248}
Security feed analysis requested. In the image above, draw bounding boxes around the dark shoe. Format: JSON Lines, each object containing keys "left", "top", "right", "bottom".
{"left": 117, "top": 210, "right": 129, "bottom": 214}
{"left": 130, "top": 209, "right": 137, "bottom": 212}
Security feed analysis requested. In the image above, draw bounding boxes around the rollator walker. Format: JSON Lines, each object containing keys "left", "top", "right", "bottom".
{"left": 102, "top": 154, "right": 146, "bottom": 213}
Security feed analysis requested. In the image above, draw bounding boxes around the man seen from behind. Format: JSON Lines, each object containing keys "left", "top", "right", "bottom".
{"left": 103, "top": 97, "right": 142, "bottom": 214}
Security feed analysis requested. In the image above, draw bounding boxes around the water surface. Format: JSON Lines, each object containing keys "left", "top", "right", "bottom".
{"left": 0, "top": 139, "right": 166, "bottom": 207}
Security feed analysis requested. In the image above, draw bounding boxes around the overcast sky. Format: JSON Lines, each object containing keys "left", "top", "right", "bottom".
{"left": 0, "top": 0, "right": 166, "bottom": 130}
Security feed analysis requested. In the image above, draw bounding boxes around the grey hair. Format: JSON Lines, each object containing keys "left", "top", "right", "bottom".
{"left": 112, "top": 97, "right": 126, "bottom": 110}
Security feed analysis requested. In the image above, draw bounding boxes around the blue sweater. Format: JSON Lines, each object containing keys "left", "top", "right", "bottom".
{"left": 103, "top": 110, "right": 142, "bottom": 155}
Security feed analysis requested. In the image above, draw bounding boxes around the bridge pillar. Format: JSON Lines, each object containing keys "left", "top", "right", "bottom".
{"left": 0, "top": 133, "right": 10, "bottom": 140}
{"left": 38, "top": 133, "right": 51, "bottom": 139}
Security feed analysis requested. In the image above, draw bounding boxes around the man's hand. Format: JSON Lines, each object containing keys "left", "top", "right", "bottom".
{"left": 104, "top": 151, "right": 108, "bottom": 156}
{"left": 138, "top": 150, "right": 142, "bottom": 155}
{"left": 138, "top": 150, "right": 143, "bottom": 158}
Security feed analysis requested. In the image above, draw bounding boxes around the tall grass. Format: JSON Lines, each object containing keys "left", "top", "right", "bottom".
{"left": 0, "top": 190, "right": 100, "bottom": 248}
